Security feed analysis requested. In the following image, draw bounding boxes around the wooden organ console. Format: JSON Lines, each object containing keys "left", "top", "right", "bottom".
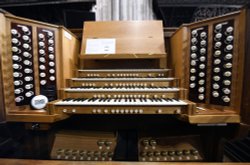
{"left": 0, "top": 9, "right": 248, "bottom": 163}
{"left": 48, "top": 21, "right": 195, "bottom": 119}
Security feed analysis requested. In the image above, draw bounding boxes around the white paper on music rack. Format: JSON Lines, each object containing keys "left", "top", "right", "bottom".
{"left": 85, "top": 38, "right": 116, "bottom": 54}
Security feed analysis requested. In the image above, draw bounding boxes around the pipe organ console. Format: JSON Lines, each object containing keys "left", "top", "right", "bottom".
{"left": 170, "top": 10, "right": 246, "bottom": 124}
{"left": 138, "top": 134, "right": 204, "bottom": 162}
{"left": 0, "top": 12, "right": 80, "bottom": 122}
{"left": 47, "top": 21, "right": 196, "bottom": 118}
{"left": 50, "top": 131, "right": 117, "bottom": 161}
{"left": 0, "top": 9, "right": 248, "bottom": 163}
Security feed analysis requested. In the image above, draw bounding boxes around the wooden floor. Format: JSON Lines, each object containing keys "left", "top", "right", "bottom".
{"left": 0, "top": 159, "right": 248, "bottom": 165}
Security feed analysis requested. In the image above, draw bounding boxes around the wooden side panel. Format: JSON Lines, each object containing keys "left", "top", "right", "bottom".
{"left": 169, "top": 27, "right": 188, "bottom": 87}
{"left": 57, "top": 28, "right": 80, "bottom": 89}
{"left": 0, "top": 13, "right": 6, "bottom": 122}
{"left": 241, "top": 7, "right": 250, "bottom": 124}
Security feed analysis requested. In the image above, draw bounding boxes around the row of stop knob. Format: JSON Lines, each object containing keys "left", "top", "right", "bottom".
{"left": 56, "top": 149, "right": 114, "bottom": 157}
{"left": 210, "top": 21, "right": 234, "bottom": 104}
{"left": 81, "top": 83, "right": 164, "bottom": 87}
{"left": 11, "top": 24, "right": 36, "bottom": 104}
{"left": 37, "top": 30, "right": 56, "bottom": 86}
{"left": 92, "top": 94, "right": 169, "bottom": 99}
{"left": 140, "top": 149, "right": 199, "bottom": 157}
{"left": 91, "top": 108, "right": 144, "bottom": 114}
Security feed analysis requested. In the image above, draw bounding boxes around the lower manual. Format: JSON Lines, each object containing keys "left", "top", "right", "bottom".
{"left": 48, "top": 98, "right": 195, "bottom": 115}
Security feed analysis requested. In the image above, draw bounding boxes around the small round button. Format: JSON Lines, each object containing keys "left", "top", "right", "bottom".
{"left": 212, "top": 91, "right": 219, "bottom": 97}
{"left": 225, "top": 45, "right": 233, "bottom": 51}
{"left": 48, "top": 39, "right": 54, "bottom": 45}
{"left": 49, "top": 69, "right": 55, "bottom": 74}
{"left": 200, "top": 56, "right": 206, "bottom": 62}
{"left": 15, "top": 96, "right": 24, "bottom": 102}
{"left": 23, "top": 60, "right": 32, "bottom": 66}
{"left": 215, "top": 24, "right": 222, "bottom": 30}
{"left": 38, "top": 33, "right": 45, "bottom": 39}
{"left": 191, "top": 38, "right": 197, "bottom": 44}
{"left": 213, "top": 76, "right": 221, "bottom": 81}
{"left": 191, "top": 30, "right": 197, "bottom": 36}
{"left": 15, "top": 88, "right": 23, "bottom": 94}
{"left": 49, "top": 61, "right": 55, "bottom": 67}
{"left": 198, "top": 79, "right": 205, "bottom": 85}
{"left": 215, "top": 33, "right": 222, "bottom": 39}
{"left": 191, "top": 46, "right": 197, "bottom": 51}
{"left": 40, "top": 72, "right": 46, "bottom": 77}
{"left": 190, "top": 60, "right": 196, "bottom": 66}
{"left": 190, "top": 68, "right": 196, "bottom": 73}
{"left": 200, "top": 40, "right": 206, "bottom": 46}
{"left": 40, "top": 80, "right": 47, "bottom": 85}
{"left": 39, "top": 49, "right": 45, "bottom": 55}
{"left": 12, "top": 55, "right": 21, "bottom": 61}
{"left": 190, "top": 76, "right": 196, "bottom": 81}
{"left": 226, "top": 35, "right": 234, "bottom": 42}
{"left": 22, "top": 35, "right": 30, "bottom": 42}
{"left": 214, "top": 50, "right": 221, "bottom": 57}
{"left": 23, "top": 52, "right": 32, "bottom": 58}
{"left": 200, "top": 48, "right": 206, "bottom": 54}
{"left": 213, "top": 67, "right": 220, "bottom": 73}
{"left": 25, "top": 84, "right": 33, "bottom": 90}
{"left": 25, "top": 91, "right": 34, "bottom": 97}
{"left": 198, "top": 94, "right": 205, "bottom": 100}
{"left": 225, "top": 53, "right": 233, "bottom": 60}
{"left": 224, "top": 71, "right": 232, "bottom": 77}
{"left": 198, "top": 87, "right": 205, "bottom": 93}
{"left": 11, "top": 29, "right": 19, "bottom": 36}
{"left": 223, "top": 88, "right": 231, "bottom": 94}
{"left": 24, "top": 68, "right": 33, "bottom": 73}
{"left": 24, "top": 76, "right": 33, "bottom": 82}
{"left": 214, "top": 59, "right": 221, "bottom": 65}
{"left": 39, "top": 65, "right": 45, "bottom": 70}
{"left": 23, "top": 43, "right": 31, "bottom": 50}
{"left": 49, "top": 54, "right": 54, "bottom": 60}
{"left": 223, "top": 80, "right": 231, "bottom": 86}
{"left": 199, "top": 64, "right": 205, "bottom": 69}
{"left": 12, "top": 38, "right": 19, "bottom": 45}
{"left": 224, "top": 63, "right": 232, "bottom": 69}
{"left": 48, "top": 47, "right": 54, "bottom": 52}
{"left": 14, "top": 80, "right": 23, "bottom": 86}
{"left": 39, "top": 57, "right": 46, "bottom": 63}
{"left": 22, "top": 26, "right": 30, "bottom": 33}
{"left": 13, "top": 64, "right": 21, "bottom": 70}
{"left": 215, "top": 41, "right": 222, "bottom": 48}
{"left": 213, "top": 83, "right": 220, "bottom": 89}
{"left": 12, "top": 47, "right": 19, "bottom": 53}
{"left": 50, "top": 76, "right": 55, "bottom": 81}
{"left": 199, "top": 72, "right": 205, "bottom": 77}
{"left": 226, "top": 26, "right": 233, "bottom": 33}
{"left": 191, "top": 53, "right": 197, "bottom": 59}
{"left": 13, "top": 72, "right": 22, "bottom": 77}
{"left": 223, "top": 96, "right": 230, "bottom": 103}
{"left": 200, "top": 32, "right": 207, "bottom": 38}
{"left": 39, "top": 41, "right": 45, "bottom": 47}
{"left": 190, "top": 83, "right": 195, "bottom": 88}
{"left": 48, "top": 31, "right": 54, "bottom": 37}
